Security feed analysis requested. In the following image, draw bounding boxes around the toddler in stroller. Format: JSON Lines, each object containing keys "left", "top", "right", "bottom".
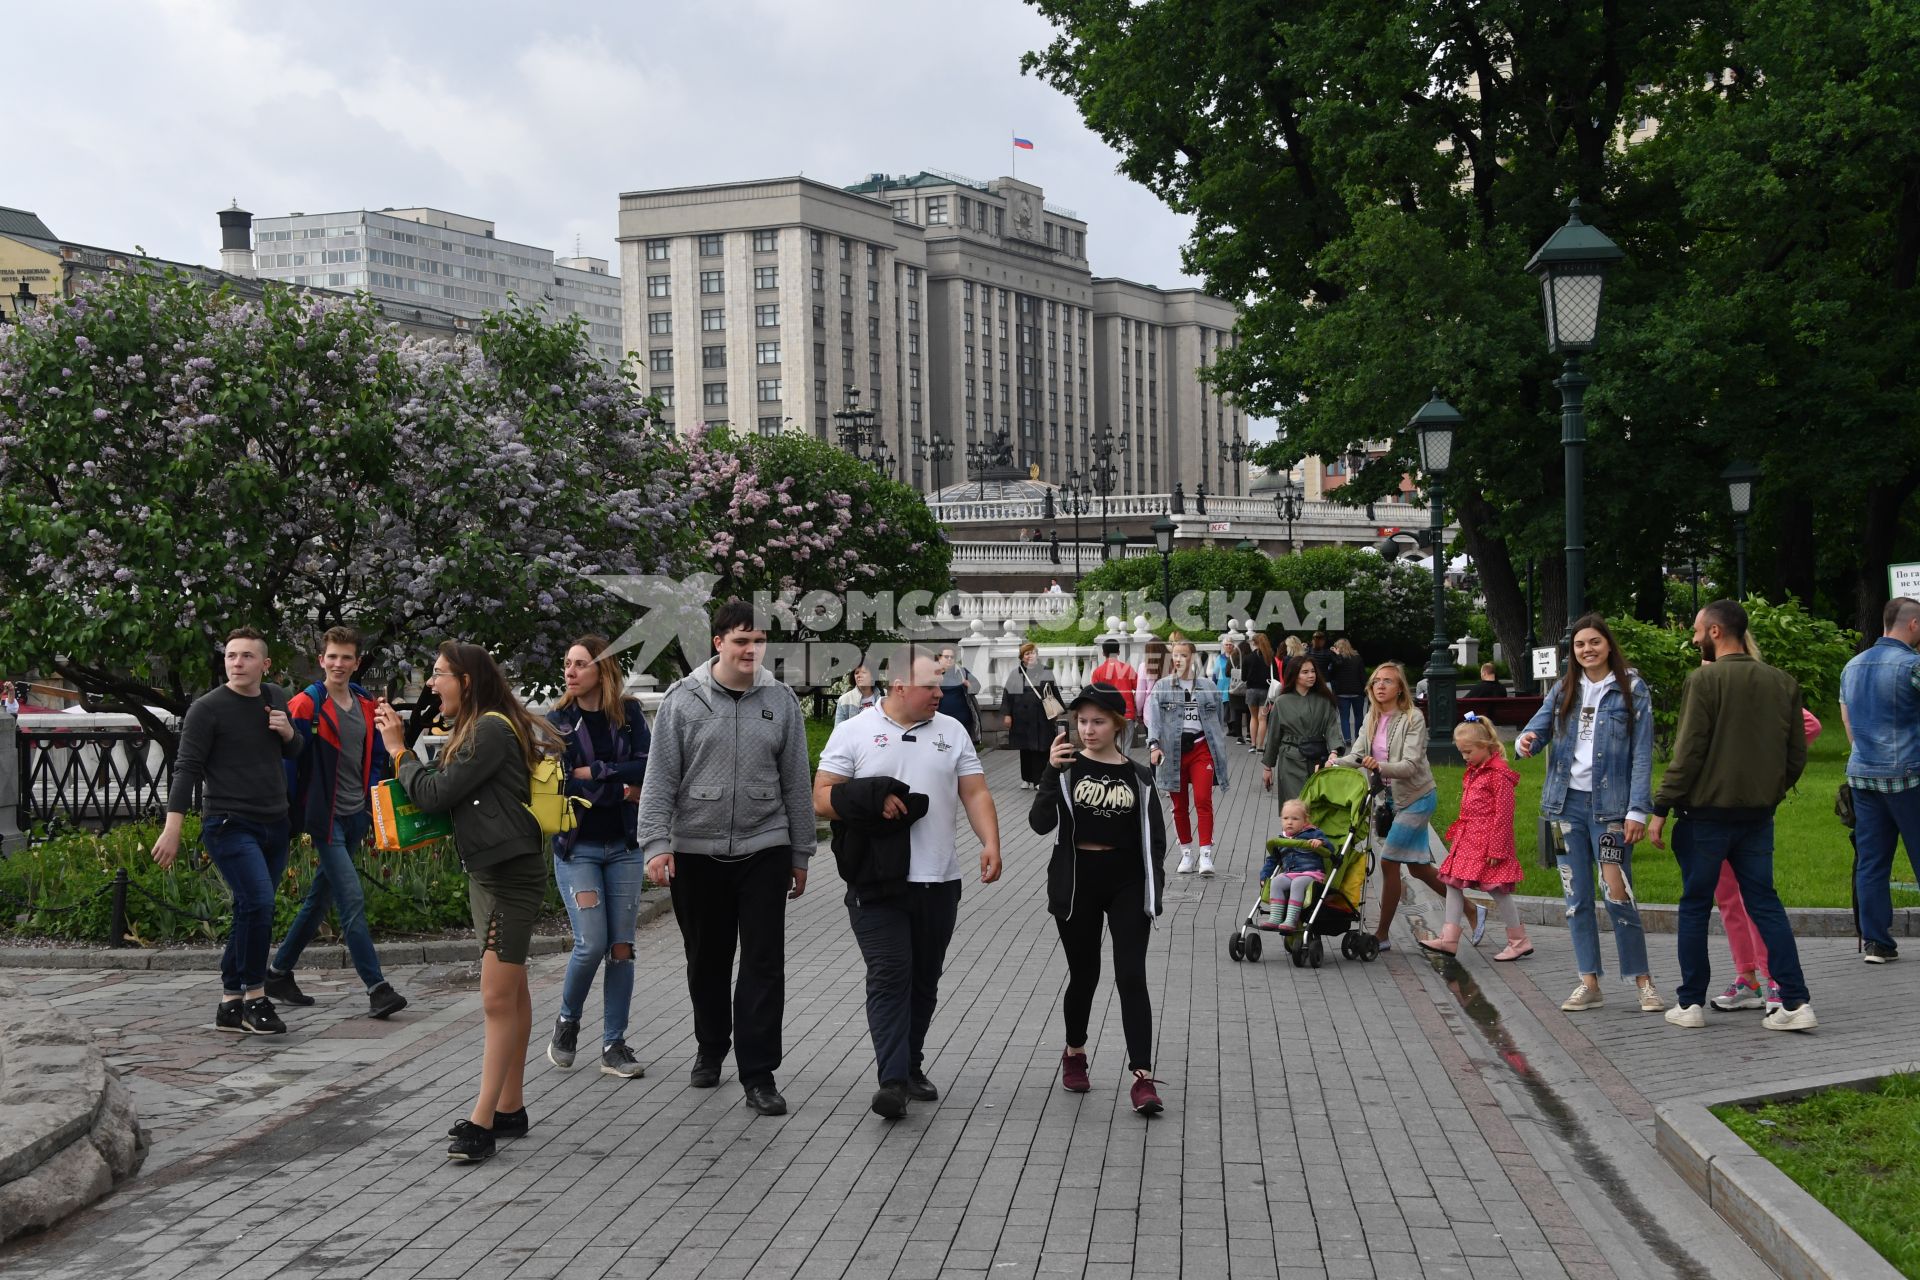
{"left": 1259, "top": 800, "right": 1330, "bottom": 933}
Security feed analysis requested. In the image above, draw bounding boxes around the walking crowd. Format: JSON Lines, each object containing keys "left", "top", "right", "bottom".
{"left": 147, "top": 593, "right": 1920, "bottom": 1165}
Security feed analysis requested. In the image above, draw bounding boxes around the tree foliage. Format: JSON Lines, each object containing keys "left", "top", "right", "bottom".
{"left": 1023, "top": 0, "right": 1920, "bottom": 651}
{"left": 0, "top": 269, "right": 953, "bottom": 748}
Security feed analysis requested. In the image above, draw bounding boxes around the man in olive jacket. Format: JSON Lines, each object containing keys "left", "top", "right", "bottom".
{"left": 637, "top": 600, "right": 815, "bottom": 1116}
{"left": 1649, "top": 600, "right": 1815, "bottom": 1032}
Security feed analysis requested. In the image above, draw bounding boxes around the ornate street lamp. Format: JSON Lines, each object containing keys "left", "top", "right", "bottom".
{"left": 831, "top": 385, "right": 889, "bottom": 473}
{"left": 1722, "top": 460, "right": 1760, "bottom": 599}
{"left": 1219, "top": 431, "right": 1248, "bottom": 495}
{"left": 1273, "top": 477, "right": 1301, "bottom": 548}
{"left": 2, "top": 281, "right": 32, "bottom": 325}
{"left": 1411, "top": 389, "right": 1463, "bottom": 763}
{"left": 1151, "top": 513, "right": 1177, "bottom": 615}
{"left": 1089, "top": 422, "right": 1127, "bottom": 548}
{"left": 916, "top": 433, "right": 953, "bottom": 493}
{"left": 1060, "top": 467, "right": 1093, "bottom": 578}
{"left": 1526, "top": 197, "right": 1626, "bottom": 648}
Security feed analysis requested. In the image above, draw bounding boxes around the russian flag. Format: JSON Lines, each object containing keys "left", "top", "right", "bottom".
{"left": 1013, "top": 136, "right": 1035, "bottom": 150}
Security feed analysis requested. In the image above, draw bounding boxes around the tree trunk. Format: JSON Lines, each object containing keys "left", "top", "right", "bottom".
{"left": 1454, "top": 494, "right": 1532, "bottom": 691}
{"left": 1773, "top": 494, "right": 1816, "bottom": 606}
{"left": 1854, "top": 472, "right": 1920, "bottom": 643}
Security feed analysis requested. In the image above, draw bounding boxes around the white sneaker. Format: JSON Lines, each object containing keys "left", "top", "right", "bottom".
{"left": 1198, "top": 852, "right": 1215, "bottom": 877}
{"left": 1762, "top": 1002, "right": 1817, "bottom": 1033}
{"left": 1664, "top": 1003, "right": 1705, "bottom": 1029}
{"left": 1561, "top": 984, "right": 1604, "bottom": 1011}
{"left": 1176, "top": 848, "right": 1196, "bottom": 875}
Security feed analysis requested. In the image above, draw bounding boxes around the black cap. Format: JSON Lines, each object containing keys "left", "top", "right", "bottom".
{"left": 1067, "top": 682, "right": 1129, "bottom": 720}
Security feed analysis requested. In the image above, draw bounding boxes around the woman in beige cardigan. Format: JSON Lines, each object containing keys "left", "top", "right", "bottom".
{"left": 1328, "top": 661, "right": 1485, "bottom": 952}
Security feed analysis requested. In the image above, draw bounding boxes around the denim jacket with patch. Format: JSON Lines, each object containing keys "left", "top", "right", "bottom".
{"left": 1521, "top": 674, "right": 1655, "bottom": 823}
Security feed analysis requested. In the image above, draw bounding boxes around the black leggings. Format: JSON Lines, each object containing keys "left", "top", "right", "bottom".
{"left": 1019, "top": 748, "right": 1049, "bottom": 784}
{"left": 1056, "top": 854, "right": 1154, "bottom": 1072}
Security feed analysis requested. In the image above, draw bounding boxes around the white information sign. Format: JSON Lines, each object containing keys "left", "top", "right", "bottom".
{"left": 1531, "top": 646, "right": 1560, "bottom": 681}
{"left": 1891, "top": 562, "right": 1920, "bottom": 601}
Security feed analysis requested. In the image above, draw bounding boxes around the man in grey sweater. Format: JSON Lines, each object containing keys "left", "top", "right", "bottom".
{"left": 638, "top": 600, "right": 815, "bottom": 1116}
{"left": 151, "top": 627, "right": 305, "bottom": 1035}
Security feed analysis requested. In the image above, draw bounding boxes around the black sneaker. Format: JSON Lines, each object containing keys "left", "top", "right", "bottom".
{"left": 690, "top": 1055, "right": 723, "bottom": 1088}
{"left": 600, "top": 1040, "right": 646, "bottom": 1079}
{"left": 214, "top": 1000, "right": 245, "bottom": 1033}
{"left": 240, "top": 997, "right": 286, "bottom": 1035}
{"left": 264, "top": 969, "right": 314, "bottom": 1007}
{"left": 368, "top": 982, "right": 409, "bottom": 1019}
{"left": 448, "top": 1108, "right": 528, "bottom": 1139}
{"left": 905, "top": 1070, "right": 939, "bottom": 1102}
{"left": 1865, "top": 941, "right": 1899, "bottom": 964}
{"left": 446, "top": 1119, "right": 495, "bottom": 1163}
{"left": 547, "top": 1018, "right": 579, "bottom": 1069}
{"left": 871, "top": 1082, "right": 909, "bottom": 1119}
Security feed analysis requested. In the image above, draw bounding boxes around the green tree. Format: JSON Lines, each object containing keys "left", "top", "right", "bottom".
{"left": 1022, "top": 0, "right": 1918, "bottom": 653}
{"left": 0, "top": 270, "right": 691, "bottom": 751}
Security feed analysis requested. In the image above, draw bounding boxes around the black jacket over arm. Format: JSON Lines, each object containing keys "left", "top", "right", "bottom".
{"left": 830, "top": 776, "right": 930, "bottom": 903}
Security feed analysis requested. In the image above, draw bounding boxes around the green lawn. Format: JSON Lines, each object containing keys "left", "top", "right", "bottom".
{"left": 1423, "top": 715, "right": 1906, "bottom": 910}
{"left": 1713, "top": 1073, "right": 1920, "bottom": 1278}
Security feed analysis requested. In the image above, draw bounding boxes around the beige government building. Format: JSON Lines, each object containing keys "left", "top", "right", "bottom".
{"left": 616, "top": 171, "right": 1246, "bottom": 498}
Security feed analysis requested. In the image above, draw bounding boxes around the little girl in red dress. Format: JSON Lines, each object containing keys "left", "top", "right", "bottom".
{"left": 1420, "top": 716, "right": 1533, "bottom": 960}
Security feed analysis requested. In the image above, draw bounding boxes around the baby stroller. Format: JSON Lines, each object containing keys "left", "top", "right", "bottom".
{"left": 1228, "top": 766, "right": 1382, "bottom": 967}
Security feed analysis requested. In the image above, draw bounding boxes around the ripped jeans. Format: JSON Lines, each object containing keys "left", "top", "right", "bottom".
{"left": 1552, "top": 787, "right": 1650, "bottom": 982}
{"left": 554, "top": 838, "right": 646, "bottom": 1046}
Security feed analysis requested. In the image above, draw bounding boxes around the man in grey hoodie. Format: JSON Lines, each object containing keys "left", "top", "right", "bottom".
{"left": 638, "top": 599, "right": 816, "bottom": 1116}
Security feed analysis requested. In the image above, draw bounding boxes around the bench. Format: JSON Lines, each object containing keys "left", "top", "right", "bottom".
{"left": 1414, "top": 693, "right": 1544, "bottom": 728}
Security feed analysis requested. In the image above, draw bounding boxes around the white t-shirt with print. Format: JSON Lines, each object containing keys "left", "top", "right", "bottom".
{"left": 819, "top": 706, "right": 984, "bottom": 882}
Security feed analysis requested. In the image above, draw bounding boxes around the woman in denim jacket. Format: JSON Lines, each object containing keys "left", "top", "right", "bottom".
{"left": 1516, "top": 614, "right": 1664, "bottom": 1014}
{"left": 1145, "top": 640, "right": 1232, "bottom": 876}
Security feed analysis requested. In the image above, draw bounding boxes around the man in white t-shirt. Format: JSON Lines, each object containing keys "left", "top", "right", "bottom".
{"left": 815, "top": 648, "right": 1003, "bottom": 1119}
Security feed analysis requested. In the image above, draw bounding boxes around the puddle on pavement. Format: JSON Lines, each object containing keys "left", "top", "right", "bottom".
{"left": 1405, "top": 907, "right": 1713, "bottom": 1280}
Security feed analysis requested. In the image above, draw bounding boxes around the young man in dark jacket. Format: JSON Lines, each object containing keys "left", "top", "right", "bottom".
{"left": 638, "top": 600, "right": 816, "bottom": 1116}
{"left": 151, "top": 627, "right": 306, "bottom": 1035}
{"left": 266, "top": 627, "right": 408, "bottom": 1019}
{"left": 1649, "top": 601, "right": 1814, "bottom": 1032}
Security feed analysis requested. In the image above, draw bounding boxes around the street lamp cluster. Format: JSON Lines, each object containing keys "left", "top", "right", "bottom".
{"left": 915, "top": 432, "right": 953, "bottom": 493}
{"left": 831, "top": 386, "right": 894, "bottom": 477}
{"left": 1088, "top": 423, "right": 1127, "bottom": 556}
{"left": 965, "top": 428, "right": 1013, "bottom": 500}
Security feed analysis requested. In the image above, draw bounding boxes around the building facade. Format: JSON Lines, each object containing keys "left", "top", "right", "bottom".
{"left": 246, "top": 207, "right": 623, "bottom": 364}
{"left": 615, "top": 172, "right": 1243, "bottom": 496}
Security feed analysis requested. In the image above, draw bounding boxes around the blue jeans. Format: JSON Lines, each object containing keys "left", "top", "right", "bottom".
{"left": 1852, "top": 787, "right": 1920, "bottom": 950}
{"left": 1673, "top": 815, "right": 1809, "bottom": 1009}
{"left": 1552, "top": 788, "right": 1649, "bottom": 982}
{"left": 554, "top": 838, "right": 646, "bottom": 1046}
{"left": 202, "top": 814, "right": 292, "bottom": 996}
{"left": 1338, "top": 695, "right": 1364, "bottom": 743}
{"left": 273, "top": 815, "right": 384, "bottom": 991}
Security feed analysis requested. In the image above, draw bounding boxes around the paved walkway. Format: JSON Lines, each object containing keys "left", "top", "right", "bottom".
{"left": 4, "top": 746, "right": 1912, "bottom": 1279}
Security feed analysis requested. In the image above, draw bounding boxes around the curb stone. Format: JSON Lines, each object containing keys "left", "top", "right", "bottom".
{"left": 1506, "top": 893, "right": 1912, "bottom": 937}
{"left": 0, "top": 890, "right": 673, "bottom": 972}
{"left": 1655, "top": 1061, "right": 1920, "bottom": 1280}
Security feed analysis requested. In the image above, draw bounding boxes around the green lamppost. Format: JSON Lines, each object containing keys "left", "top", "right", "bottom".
{"left": 1410, "top": 391, "right": 1463, "bottom": 762}
{"left": 1526, "top": 198, "right": 1625, "bottom": 651}
{"left": 1721, "top": 460, "right": 1760, "bottom": 598}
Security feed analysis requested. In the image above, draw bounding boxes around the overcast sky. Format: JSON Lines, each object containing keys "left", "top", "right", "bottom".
{"left": 11, "top": 1, "right": 1275, "bottom": 441}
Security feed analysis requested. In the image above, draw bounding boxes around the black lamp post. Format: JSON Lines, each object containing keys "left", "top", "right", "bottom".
{"left": 1273, "top": 477, "right": 1301, "bottom": 548}
{"left": 1219, "top": 431, "right": 1248, "bottom": 495}
{"left": 1152, "top": 513, "right": 1177, "bottom": 616}
{"left": 832, "top": 385, "right": 889, "bottom": 472}
{"left": 1722, "top": 460, "right": 1760, "bottom": 599}
{"left": 1061, "top": 467, "right": 1092, "bottom": 578}
{"left": 1089, "top": 422, "right": 1125, "bottom": 548}
{"left": 1411, "top": 389, "right": 1463, "bottom": 763}
{"left": 917, "top": 433, "right": 953, "bottom": 493}
{"left": 1526, "top": 197, "right": 1626, "bottom": 651}
{"left": 3, "top": 281, "right": 32, "bottom": 324}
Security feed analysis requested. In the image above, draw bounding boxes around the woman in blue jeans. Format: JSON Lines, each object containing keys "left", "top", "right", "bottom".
{"left": 1516, "top": 614, "right": 1665, "bottom": 1014}
{"left": 544, "top": 635, "right": 652, "bottom": 1078}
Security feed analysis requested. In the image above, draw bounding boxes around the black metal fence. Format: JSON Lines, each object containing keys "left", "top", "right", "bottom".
{"left": 15, "top": 721, "right": 195, "bottom": 841}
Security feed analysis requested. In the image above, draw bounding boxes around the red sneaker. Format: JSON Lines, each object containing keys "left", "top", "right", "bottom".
{"left": 1130, "top": 1075, "right": 1164, "bottom": 1115}
{"left": 1060, "top": 1050, "right": 1090, "bottom": 1093}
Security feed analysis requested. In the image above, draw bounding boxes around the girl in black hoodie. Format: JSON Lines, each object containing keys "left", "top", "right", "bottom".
{"left": 1029, "top": 683, "right": 1169, "bottom": 1115}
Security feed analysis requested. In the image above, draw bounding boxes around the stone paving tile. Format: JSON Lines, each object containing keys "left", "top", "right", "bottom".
{"left": 0, "top": 747, "right": 1777, "bottom": 1278}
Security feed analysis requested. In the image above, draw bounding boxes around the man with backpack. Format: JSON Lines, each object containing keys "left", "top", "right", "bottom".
{"left": 637, "top": 600, "right": 816, "bottom": 1116}
{"left": 265, "top": 627, "right": 409, "bottom": 1020}
{"left": 151, "top": 627, "right": 306, "bottom": 1035}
